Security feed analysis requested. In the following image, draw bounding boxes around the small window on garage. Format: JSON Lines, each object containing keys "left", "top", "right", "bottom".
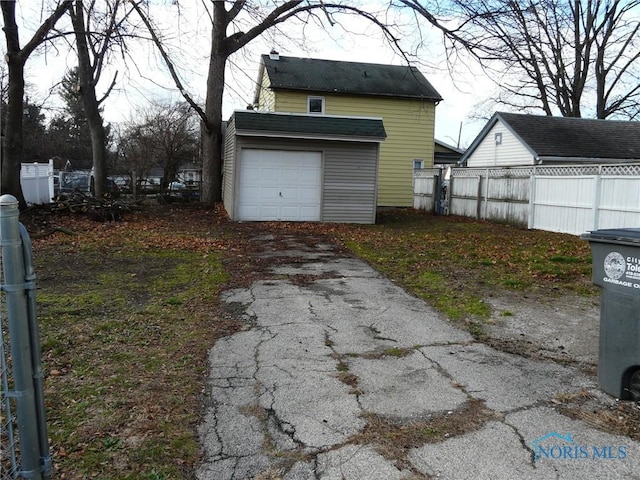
{"left": 308, "top": 96, "right": 325, "bottom": 115}
{"left": 413, "top": 159, "right": 425, "bottom": 169}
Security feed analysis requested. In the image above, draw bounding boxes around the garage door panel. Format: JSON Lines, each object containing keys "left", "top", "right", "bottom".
{"left": 300, "top": 169, "right": 321, "bottom": 184}
{"left": 261, "top": 187, "right": 281, "bottom": 200}
{"left": 261, "top": 168, "right": 280, "bottom": 181}
{"left": 280, "top": 206, "right": 301, "bottom": 219}
{"left": 281, "top": 168, "right": 301, "bottom": 183}
{"left": 260, "top": 205, "right": 279, "bottom": 217}
{"left": 300, "top": 206, "right": 320, "bottom": 218}
{"left": 238, "top": 150, "right": 322, "bottom": 221}
{"left": 239, "top": 205, "right": 258, "bottom": 218}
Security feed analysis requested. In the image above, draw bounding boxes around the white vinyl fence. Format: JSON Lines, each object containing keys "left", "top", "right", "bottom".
{"left": 414, "top": 164, "right": 640, "bottom": 235}
{"left": 20, "top": 160, "right": 54, "bottom": 205}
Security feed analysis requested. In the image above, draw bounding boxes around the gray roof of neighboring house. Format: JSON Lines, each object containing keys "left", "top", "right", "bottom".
{"left": 464, "top": 112, "right": 640, "bottom": 163}
{"left": 256, "top": 54, "right": 442, "bottom": 102}
{"left": 435, "top": 139, "right": 465, "bottom": 164}
{"left": 232, "top": 110, "right": 386, "bottom": 141}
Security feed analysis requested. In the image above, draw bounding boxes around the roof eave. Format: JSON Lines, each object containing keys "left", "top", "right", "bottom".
{"left": 537, "top": 156, "right": 640, "bottom": 164}
{"left": 267, "top": 85, "right": 442, "bottom": 102}
{"left": 252, "top": 58, "right": 267, "bottom": 106}
{"left": 235, "top": 129, "right": 386, "bottom": 143}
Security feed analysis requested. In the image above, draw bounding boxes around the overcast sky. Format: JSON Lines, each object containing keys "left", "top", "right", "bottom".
{"left": 18, "top": 1, "right": 492, "bottom": 149}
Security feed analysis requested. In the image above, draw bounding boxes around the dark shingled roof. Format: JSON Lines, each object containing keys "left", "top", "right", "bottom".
{"left": 232, "top": 111, "right": 386, "bottom": 140}
{"left": 260, "top": 55, "right": 442, "bottom": 101}
{"left": 497, "top": 112, "right": 640, "bottom": 160}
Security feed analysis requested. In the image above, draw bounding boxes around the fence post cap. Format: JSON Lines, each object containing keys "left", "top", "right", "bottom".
{"left": 0, "top": 194, "right": 19, "bottom": 206}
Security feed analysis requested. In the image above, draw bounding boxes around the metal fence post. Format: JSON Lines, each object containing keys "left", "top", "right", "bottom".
{"left": 0, "top": 194, "right": 50, "bottom": 480}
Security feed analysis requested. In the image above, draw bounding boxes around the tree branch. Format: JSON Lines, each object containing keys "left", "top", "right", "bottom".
{"left": 128, "top": 0, "right": 209, "bottom": 130}
{"left": 19, "top": 0, "right": 73, "bottom": 62}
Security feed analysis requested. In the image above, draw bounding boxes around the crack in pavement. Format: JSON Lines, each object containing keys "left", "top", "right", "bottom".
{"left": 198, "top": 236, "right": 640, "bottom": 480}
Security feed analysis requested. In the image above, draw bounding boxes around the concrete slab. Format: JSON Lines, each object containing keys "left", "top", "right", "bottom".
{"left": 420, "top": 343, "right": 596, "bottom": 411}
{"left": 506, "top": 406, "right": 640, "bottom": 479}
{"left": 315, "top": 445, "right": 412, "bottom": 479}
{"left": 348, "top": 351, "right": 468, "bottom": 417}
{"left": 409, "top": 421, "right": 558, "bottom": 479}
{"left": 197, "top": 232, "right": 640, "bottom": 480}
{"left": 272, "top": 257, "right": 381, "bottom": 277}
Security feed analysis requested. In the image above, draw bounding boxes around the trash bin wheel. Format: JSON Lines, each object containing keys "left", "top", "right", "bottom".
{"left": 630, "top": 370, "right": 640, "bottom": 401}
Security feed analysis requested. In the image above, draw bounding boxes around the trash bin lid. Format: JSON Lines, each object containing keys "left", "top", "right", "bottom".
{"left": 581, "top": 228, "right": 640, "bottom": 245}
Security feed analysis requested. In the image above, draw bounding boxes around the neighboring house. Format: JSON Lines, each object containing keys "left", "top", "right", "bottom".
{"left": 139, "top": 166, "right": 164, "bottom": 191}
{"left": 433, "top": 139, "right": 465, "bottom": 167}
{"left": 223, "top": 110, "right": 386, "bottom": 224}
{"left": 176, "top": 162, "right": 202, "bottom": 186}
{"left": 253, "top": 52, "right": 442, "bottom": 207}
{"left": 461, "top": 112, "right": 640, "bottom": 167}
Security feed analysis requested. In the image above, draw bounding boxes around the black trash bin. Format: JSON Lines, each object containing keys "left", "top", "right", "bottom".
{"left": 581, "top": 228, "right": 640, "bottom": 400}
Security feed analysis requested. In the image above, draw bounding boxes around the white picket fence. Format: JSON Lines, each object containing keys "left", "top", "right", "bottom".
{"left": 20, "top": 160, "right": 55, "bottom": 205}
{"left": 414, "top": 164, "right": 640, "bottom": 235}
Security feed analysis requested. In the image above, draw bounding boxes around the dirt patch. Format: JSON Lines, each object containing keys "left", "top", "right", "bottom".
{"left": 481, "top": 288, "right": 600, "bottom": 366}
{"left": 353, "top": 399, "right": 501, "bottom": 467}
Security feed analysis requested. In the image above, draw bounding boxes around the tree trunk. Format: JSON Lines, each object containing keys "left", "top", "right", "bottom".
{"left": 71, "top": 2, "right": 108, "bottom": 198}
{"left": 201, "top": 3, "right": 228, "bottom": 205}
{"left": 1, "top": 2, "right": 26, "bottom": 206}
{"left": 86, "top": 106, "right": 108, "bottom": 197}
{"left": 2, "top": 0, "right": 70, "bottom": 206}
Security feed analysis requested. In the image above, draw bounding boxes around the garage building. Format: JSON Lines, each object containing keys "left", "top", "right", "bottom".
{"left": 223, "top": 111, "right": 386, "bottom": 224}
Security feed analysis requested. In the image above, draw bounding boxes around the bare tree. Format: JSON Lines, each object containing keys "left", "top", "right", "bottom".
{"left": 400, "top": 0, "right": 640, "bottom": 119}
{"left": 68, "top": 0, "right": 135, "bottom": 197}
{"left": 130, "top": 1, "right": 406, "bottom": 205}
{"left": 1, "top": 0, "right": 72, "bottom": 206}
{"left": 116, "top": 123, "right": 157, "bottom": 188}
{"left": 117, "top": 100, "right": 199, "bottom": 189}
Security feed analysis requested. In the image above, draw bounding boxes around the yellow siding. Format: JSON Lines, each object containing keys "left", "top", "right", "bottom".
{"left": 257, "top": 70, "right": 275, "bottom": 111}
{"left": 270, "top": 91, "right": 436, "bottom": 207}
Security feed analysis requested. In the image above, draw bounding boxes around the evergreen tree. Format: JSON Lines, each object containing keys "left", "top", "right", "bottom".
{"left": 46, "top": 67, "right": 111, "bottom": 170}
{"left": 22, "top": 100, "right": 48, "bottom": 161}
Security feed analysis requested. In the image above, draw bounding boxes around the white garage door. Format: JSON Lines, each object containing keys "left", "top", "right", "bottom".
{"left": 238, "top": 149, "right": 322, "bottom": 221}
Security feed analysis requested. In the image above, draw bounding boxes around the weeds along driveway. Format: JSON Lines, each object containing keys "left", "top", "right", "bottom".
{"left": 23, "top": 205, "right": 639, "bottom": 479}
{"left": 199, "top": 220, "right": 640, "bottom": 480}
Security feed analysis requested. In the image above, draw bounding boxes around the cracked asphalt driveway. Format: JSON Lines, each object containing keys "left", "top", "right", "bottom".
{"left": 197, "top": 232, "right": 640, "bottom": 480}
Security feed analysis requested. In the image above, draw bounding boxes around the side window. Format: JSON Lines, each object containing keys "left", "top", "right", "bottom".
{"left": 308, "top": 96, "right": 325, "bottom": 114}
{"left": 413, "top": 159, "right": 425, "bottom": 169}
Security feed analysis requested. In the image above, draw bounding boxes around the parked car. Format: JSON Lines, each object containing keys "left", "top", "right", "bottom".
{"left": 58, "top": 173, "right": 92, "bottom": 195}
{"left": 163, "top": 180, "right": 199, "bottom": 202}
{"left": 58, "top": 172, "right": 120, "bottom": 198}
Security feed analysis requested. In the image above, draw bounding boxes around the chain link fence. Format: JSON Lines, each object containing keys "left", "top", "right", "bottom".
{"left": 0, "top": 195, "right": 50, "bottom": 480}
{"left": 1, "top": 291, "right": 20, "bottom": 480}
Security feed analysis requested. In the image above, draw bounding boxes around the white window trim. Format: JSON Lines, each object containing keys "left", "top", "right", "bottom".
{"left": 413, "top": 159, "right": 425, "bottom": 169}
{"left": 307, "top": 96, "right": 325, "bottom": 115}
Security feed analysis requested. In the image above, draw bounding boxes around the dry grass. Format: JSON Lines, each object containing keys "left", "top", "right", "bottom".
{"left": 15, "top": 205, "right": 637, "bottom": 479}
{"left": 351, "top": 399, "right": 501, "bottom": 466}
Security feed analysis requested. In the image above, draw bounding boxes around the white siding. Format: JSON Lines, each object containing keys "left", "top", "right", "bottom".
{"left": 466, "top": 120, "right": 535, "bottom": 167}
{"left": 222, "top": 117, "right": 237, "bottom": 219}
